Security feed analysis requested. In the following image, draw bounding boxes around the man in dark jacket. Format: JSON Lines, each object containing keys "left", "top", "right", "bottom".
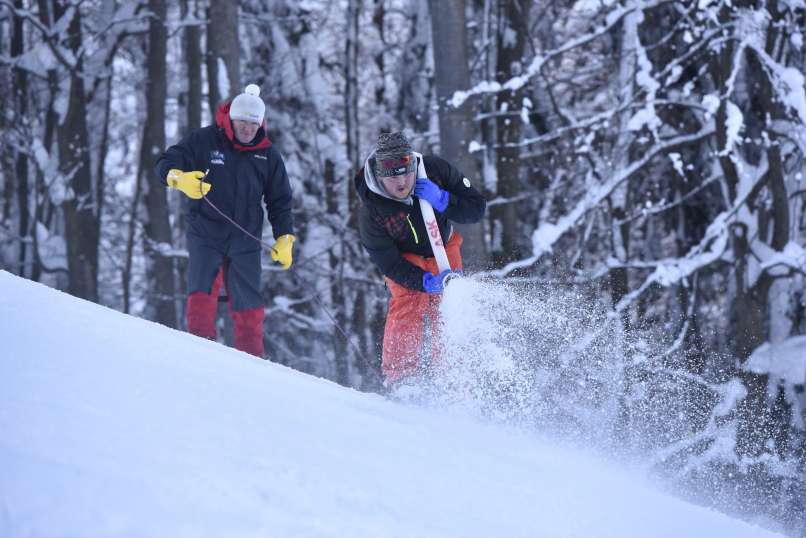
{"left": 155, "top": 84, "right": 295, "bottom": 358}
{"left": 355, "top": 132, "right": 486, "bottom": 383}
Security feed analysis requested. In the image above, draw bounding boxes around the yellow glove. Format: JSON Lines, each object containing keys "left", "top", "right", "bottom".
{"left": 270, "top": 234, "right": 296, "bottom": 270}
{"left": 166, "top": 169, "right": 211, "bottom": 199}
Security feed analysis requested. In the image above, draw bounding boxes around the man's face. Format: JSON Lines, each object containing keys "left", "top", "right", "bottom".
{"left": 232, "top": 119, "right": 260, "bottom": 144}
{"left": 381, "top": 170, "right": 416, "bottom": 200}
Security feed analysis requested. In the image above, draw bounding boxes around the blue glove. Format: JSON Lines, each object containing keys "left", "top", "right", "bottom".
{"left": 422, "top": 269, "right": 463, "bottom": 294}
{"left": 414, "top": 178, "right": 449, "bottom": 212}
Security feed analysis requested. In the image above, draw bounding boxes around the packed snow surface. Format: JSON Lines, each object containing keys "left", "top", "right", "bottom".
{"left": 0, "top": 271, "right": 784, "bottom": 537}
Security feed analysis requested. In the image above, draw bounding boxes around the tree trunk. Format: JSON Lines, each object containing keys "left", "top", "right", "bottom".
{"left": 732, "top": 224, "right": 780, "bottom": 457}
{"left": 206, "top": 0, "right": 241, "bottom": 115}
{"left": 708, "top": 1, "right": 794, "bottom": 459}
{"left": 12, "top": 0, "right": 30, "bottom": 277}
{"left": 57, "top": 5, "right": 99, "bottom": 301}
{"left": 31, "top": 0, "right": 59, "bottom": 282}
{"left": 609, "top": 10, "right": 641, "bottom": 442}
{"left": 175, "top": 0, "right": 203, "bottom": 327}
{"left": 324, "top": 158, "right": 350, "bottom": 386}
{"left": 494, "top": 0, "right": 528, "bottom": 262}
{"left": 0, "top": 15, "right": 9, "bottom": 225}
{"left": 346, "top": 0, "right": 376, "bottom": 390}
{"left": 123, "top": 179, "right": 141, "bottom": 314}
{"left": 184, "top": 0, "right": 203, "bottom": 132}
{"left": 95, "top": 76, "right": 112, "bottom": 258}
{"left": 733, "top": 36, "right": 792, "bottom": 458}
{"left": 428, "top": 0, "right": 487, "bottom": 268}
{"left": 371, "top": 0, "right": 387, "bottom": 121}
{"left": 140, "top": 0, "right": 177, "bottom": 327}
{"left": 345, "top": 0, "right": 361, "bottom": 225}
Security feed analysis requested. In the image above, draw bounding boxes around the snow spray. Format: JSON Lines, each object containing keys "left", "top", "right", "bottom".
{"left": 392, "top": 275, "right": 627, "bottom": 442}
{"left": 389, "top": 276, "right": 806, "bottom": 537}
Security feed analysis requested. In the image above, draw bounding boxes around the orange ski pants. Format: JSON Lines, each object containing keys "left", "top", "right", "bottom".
{"left": 382, "top": 232, "right": 463, "bottom": 383}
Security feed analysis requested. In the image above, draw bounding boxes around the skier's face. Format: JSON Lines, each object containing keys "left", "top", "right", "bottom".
{"left": 382, "top": 170, "right": 416, "bottom": 200}
{"left": 232, "top": 119, "right": 260, "bottom": 144}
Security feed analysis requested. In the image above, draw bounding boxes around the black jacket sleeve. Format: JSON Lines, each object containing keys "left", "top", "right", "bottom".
{"left": 424, "top": 155, "right": 486, "bottom": 223}
{"left": 154, "top": 129, "right": 203, "bottom": 185}
{"left": 264, "top": 147, "right": 294, "bottom": 238}
{"left": 358, "top": 205, "right": 426, "bottom": 291}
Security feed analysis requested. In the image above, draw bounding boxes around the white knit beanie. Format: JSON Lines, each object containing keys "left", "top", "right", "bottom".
{"left": 229, "top": 84, "right": 265, "bottom": 124}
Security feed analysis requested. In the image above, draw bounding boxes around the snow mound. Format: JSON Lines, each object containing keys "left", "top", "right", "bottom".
{"left": 0, "top": 271, "right": 785, "bottom": 537}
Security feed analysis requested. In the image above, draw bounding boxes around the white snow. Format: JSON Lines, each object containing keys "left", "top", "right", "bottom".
{"left": 532, "top": 221, "right": 565, "bottom": 257}
{"left": 467, "top": 140, "right": 485, "bottom": 154}
{"left": 627, "top": 104, "right": 661, "bottom": 132}
{"left": 217, "top": 57, "right": 230, "bottom": 102}
{"left": 745, "top": 336, "right": 806, "bottom": 387}
{"left": 520, "top": 97, "right": 533, "bottom": 125}
{"left": 650, "top": 222, "right": 728, "bottom": 287}
{"left": 760, "top": 241, "right": 806, "bottom": 275}
{"left": 572, "top": 0, "right": 617, "bottom": 13}
{"left": 629, "top": 19, "right": 660, "bottom": 136}
{"left": 12, "top": 42, "right": 59, "bottom": 78}
{"left": 720, "top": 100, "right": 744, "bottom": 155}
{"left": 34, "top": 222, "right": 67, "bottom": 272}
{"left": 702, "top": 94, "right": 720, "bottom": 116}
{"left": 668, "top": 152, "right": 685, "bottom": 177}
{"left": 745, "top": 335, "right": 806, "bottom": 429}
{"left": 0, "top": 271, "right": 787, "bottom": 538}
{"left": 448, "top": 80, "right": 502, "bottom": 108}
{"left": 751, "top": 44, "right": 806, "bottom": 125}
{"left": 713, "top": 379, "right": 749, "bottom": 418}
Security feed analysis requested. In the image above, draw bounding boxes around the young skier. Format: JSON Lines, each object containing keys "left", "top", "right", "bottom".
{"left": 354, "top": 132, "right": 486, "bottom": 384}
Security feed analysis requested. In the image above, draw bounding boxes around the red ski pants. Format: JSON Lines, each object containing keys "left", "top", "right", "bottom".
{"left": 382, "top": 232, "right": 463, "bottom": 383}
{"left": 186, "top": 267, "right": 265, "bottom": 358}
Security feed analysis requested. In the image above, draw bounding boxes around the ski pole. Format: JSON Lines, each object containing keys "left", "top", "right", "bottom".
{"left": 414, "top": 153, "right": 452, "bottom": 274}
{"left": 197, "top": 174, "right": 373, "bottom": 370}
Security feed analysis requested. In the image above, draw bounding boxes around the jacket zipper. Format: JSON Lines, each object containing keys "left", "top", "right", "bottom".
{"left": 406, "top": 215, "right": 419, "bottom": 244}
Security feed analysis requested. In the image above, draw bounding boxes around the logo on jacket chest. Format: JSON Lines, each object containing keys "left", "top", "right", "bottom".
{"left": 210, "top": 150, "right": 225, "bottom": 165}
{"left": 381, "top": 211, "right": 417, "bottom": 243}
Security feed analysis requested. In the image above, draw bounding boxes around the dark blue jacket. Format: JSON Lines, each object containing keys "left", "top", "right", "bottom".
{"left": 156, "top": 103, "right": 294, "bottom": 249}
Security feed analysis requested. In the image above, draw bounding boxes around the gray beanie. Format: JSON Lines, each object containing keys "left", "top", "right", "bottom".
{"left": 374, "top": 132, "right": 416, "bottom": 177}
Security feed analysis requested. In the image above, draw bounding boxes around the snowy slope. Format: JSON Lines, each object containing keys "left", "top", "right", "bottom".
{"left": 0, "top": 271, "right": 784, "bottom": 538}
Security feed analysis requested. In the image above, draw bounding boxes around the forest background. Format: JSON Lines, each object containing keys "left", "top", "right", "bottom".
{"left": 1, "top": 0, "right": 805, "bottom": 534}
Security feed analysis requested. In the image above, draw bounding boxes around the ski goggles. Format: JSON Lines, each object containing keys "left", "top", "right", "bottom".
{"left": 376, "top": 153, "right": 416, "bottom": 177}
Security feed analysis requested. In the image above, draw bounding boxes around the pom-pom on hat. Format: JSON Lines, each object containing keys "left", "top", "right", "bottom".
{"left": 374, "top": 132, "right": 416, "bottom": 177}
{"left": 229, "top": 84, "right": 265, "bottom": 124}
